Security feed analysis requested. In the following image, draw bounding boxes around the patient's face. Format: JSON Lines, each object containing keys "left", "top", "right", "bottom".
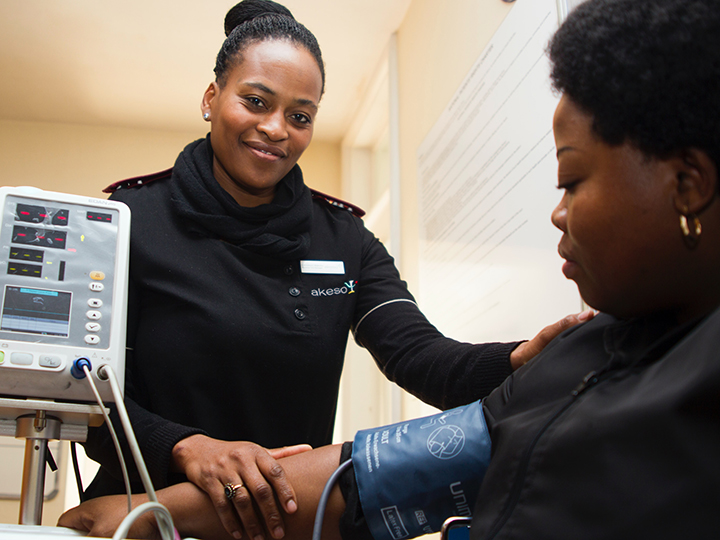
{"left": 551, "top": 96, "right": 683, "bottom": 318}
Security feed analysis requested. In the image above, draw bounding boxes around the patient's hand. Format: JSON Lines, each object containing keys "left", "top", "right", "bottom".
{"left": 510, "top": 309, "right": 595, "bottom": 369}
{"left": 58, "top": 493, "right": 159, "bottom": 539}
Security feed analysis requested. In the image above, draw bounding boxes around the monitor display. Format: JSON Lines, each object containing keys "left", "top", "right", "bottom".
{"left": 0, "top": 286, "right": 72, "bottom": 337}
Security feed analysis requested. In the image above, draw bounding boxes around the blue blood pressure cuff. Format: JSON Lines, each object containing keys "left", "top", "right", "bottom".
{"left": 351, "top": 400, "right": 490, "bottom": 540}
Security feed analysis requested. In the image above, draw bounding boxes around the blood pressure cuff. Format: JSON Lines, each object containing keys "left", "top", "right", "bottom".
{"left": 351, "top": 400, "right": 490, "bottom": 540}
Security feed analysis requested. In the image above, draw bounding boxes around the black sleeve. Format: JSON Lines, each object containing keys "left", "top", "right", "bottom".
{"left": 354, "top": 300, "right": 517, "bottom": 410}
{"left": 352, "top": 224, "right": 518, "bottom": 410}
{"left": 81, "top": 265, "right": 206, "bottom": 498}
{"left": 82, "top": 394, "right": 206, "bottom": 496}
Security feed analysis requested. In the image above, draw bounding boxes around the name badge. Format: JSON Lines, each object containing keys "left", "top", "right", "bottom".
{"left": 300, "top": 260, "right": 345, "bottom": 275}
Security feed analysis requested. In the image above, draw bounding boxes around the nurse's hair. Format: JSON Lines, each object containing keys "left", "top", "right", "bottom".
{"left": 214, "top": 0, "right": 325, "bottom": 95}
{"left": 548, "top": 0, "right": 720, "bottom": 170}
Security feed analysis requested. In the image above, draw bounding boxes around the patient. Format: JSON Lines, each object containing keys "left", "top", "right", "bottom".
{"left": 59, "top": 0, "right": 720, "bottom": 538}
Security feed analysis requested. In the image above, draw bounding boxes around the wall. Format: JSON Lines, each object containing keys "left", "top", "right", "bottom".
{"left": 0, "top": 120, "right": 339, "bottom": 198}
{"left": 392, "top": 0, "right": 514, "bottom": 418}
{"left": 394, "top": 0, "right": 513, "bottom": 288}
{"left": 0, "top": 120, "right": 203, "bottom": 197}
{"left": 297, "top": 140, "right": 342, "bottom": 196}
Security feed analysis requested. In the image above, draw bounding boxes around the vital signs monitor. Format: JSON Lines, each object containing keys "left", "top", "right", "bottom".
{"left": 0, "top": 186, "right": 130, "bottom": 404}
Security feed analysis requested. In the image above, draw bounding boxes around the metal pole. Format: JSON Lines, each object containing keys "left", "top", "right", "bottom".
{"left": 16, "top": 412, "right": 61, "bottom": 525}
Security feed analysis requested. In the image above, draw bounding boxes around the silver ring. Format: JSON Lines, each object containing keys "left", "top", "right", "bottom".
{"left": 224, "top": 482, "right": 244, "bottom": 500}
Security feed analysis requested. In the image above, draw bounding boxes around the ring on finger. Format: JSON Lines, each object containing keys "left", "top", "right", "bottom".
{"left": 224, "top": 482, "right": 244, "bottom": 500}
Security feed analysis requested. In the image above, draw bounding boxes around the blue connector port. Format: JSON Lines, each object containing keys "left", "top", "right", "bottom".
{"left": 71, "top": 357, "right": 92, "bottom": 379}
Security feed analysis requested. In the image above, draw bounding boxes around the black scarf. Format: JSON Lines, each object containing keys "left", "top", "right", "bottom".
{"left": 170, "top": 136, "right": 312, "bottom": 260}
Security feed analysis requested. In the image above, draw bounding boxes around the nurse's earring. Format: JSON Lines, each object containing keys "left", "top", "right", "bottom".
{"left": 203, "top": 112, "right": 210, "bottom": 121}
{"left": 680, "top": 206, "right": 702, "bottom": 249}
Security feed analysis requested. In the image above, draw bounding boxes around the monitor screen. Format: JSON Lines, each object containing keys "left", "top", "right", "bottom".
{"left": 0, "top": 286, "right": 72, "bottom": 337}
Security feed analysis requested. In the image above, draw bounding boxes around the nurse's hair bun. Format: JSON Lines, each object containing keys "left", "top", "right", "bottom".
{"left": 224, "top": 0, "right": 294, "bottom": 37}
{"left": 215, "top": 0, "right": 325, "bottom": 95}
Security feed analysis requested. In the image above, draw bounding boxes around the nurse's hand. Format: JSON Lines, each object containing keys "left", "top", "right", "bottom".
{"left": 171, "top": 435, "right": 312, "bottom": 540}
{"left": 509, "top": 309, "right": 595, "bottom": 369}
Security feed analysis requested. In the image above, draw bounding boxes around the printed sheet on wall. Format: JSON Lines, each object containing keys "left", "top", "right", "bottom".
{"left": 417, "top": 0, "right": 582, "bottom": 344}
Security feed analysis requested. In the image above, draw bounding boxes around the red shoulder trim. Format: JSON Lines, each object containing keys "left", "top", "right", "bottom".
{"left": 103, "top": 167, "right": 173, "bottom": 194}
{"left": 310, "top": 188, "right": 365, "bottom": 218}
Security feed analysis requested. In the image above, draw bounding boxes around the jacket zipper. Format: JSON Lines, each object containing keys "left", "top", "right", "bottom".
{"left": 485, "top": 369, "right": 605, "bottom": 539}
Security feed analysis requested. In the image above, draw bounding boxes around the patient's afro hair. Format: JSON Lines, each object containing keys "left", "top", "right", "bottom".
{"left": 548, "top": 0, "right": 720, "bottom": 169}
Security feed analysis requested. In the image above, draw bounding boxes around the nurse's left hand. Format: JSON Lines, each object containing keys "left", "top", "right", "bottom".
{"left": 509, "top": 309, "right": 595, "bottom": 369}
{"left": 172, "top": 435, "right": 311, "bottom": 540}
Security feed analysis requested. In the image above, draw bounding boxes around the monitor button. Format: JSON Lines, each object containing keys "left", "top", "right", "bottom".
{"left": 11, "top": 352, "right": 33, "bottom": 365}
{"left": 85, "top": 322, "right": 101, "bottom": 332}
{"left": 84, "top": 335, "right": 101, "bottom": 345}
{"left": 39, "top": 355, "right": 63, "bottom": 368}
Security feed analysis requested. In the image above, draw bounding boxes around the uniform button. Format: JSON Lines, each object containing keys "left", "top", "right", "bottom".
{"left": 284, "top": 265, "right": 294, "bottom": 275}
{"left": 294, "top": 309, "right": 306, "bottom": 320}
{"left": 289, "top": 287, "right": 301, "bottom": 297}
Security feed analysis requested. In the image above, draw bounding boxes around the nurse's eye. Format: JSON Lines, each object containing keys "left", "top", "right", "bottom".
{"left": 290, "top": 113, "right": 312, "bottom": 126}
{"left": 244, "top": 96, "right": 266, "bottom": 109}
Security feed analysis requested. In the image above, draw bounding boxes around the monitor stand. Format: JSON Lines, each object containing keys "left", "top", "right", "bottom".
{"left": 0, "top": 397, "right": 105, "bottom": 525}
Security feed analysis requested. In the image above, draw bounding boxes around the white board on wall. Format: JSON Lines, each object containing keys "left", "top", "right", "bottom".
{"left": 417, "top": 0, "right": 581, "bottom": 344}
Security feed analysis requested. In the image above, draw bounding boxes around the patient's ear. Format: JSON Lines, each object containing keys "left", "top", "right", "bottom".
{"left": 671, "top": 148, "right": 718, "bottom": 214}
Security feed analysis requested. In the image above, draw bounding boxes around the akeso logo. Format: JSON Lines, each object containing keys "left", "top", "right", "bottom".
{"left": 311, "top": 280, "right": 357, "bottom": 297}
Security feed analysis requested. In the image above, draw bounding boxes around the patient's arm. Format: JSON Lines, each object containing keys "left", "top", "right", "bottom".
{"left": 58, "top": 445, "right": 345, "bottom": 540}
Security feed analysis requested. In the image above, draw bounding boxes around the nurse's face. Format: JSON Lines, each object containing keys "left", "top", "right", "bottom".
{"left": 551, "top": 96, "right": 687, "bottom": 318}
{"left": 202, "top": 39, "right": 323, "bottom": 207}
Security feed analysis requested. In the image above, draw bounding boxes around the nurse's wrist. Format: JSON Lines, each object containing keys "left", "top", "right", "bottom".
{"left": 170, "top": 433, "right": 207, "bottom": 473}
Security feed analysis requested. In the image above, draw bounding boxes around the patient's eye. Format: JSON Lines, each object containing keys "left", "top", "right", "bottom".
{"left": 557, "top": 179, "right": 579, "bottom": 192}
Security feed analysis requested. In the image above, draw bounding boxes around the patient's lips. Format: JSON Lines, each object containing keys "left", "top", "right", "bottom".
{"left": 558, "top": 246, "right": 578, "bottom": 279}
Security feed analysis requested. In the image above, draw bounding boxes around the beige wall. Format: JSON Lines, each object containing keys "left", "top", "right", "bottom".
{"left": 0, "top": 120, "right": 339, "bottom": 198}
{"left": 335, "top": 0, "right": 516, "bottom": 432}
{"left": 0, "top": 120, "right": 203, "bottom": 197}
{"left": 389, "top": 0, "right": 514, "bottom": 420}
{"left": 298, "top": 140, "right": 342, "bottom": 196}
{"left": 394, "top": 0, "right": 513, "bottom": 289}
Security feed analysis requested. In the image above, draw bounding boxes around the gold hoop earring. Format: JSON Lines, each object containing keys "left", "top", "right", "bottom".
{"left": 680, "top": 211, "right": 702, "bottom": 249}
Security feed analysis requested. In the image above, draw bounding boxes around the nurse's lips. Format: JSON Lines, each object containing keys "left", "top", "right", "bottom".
{"left": 245, "top": 141, "right": 286, "bottom": 159}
